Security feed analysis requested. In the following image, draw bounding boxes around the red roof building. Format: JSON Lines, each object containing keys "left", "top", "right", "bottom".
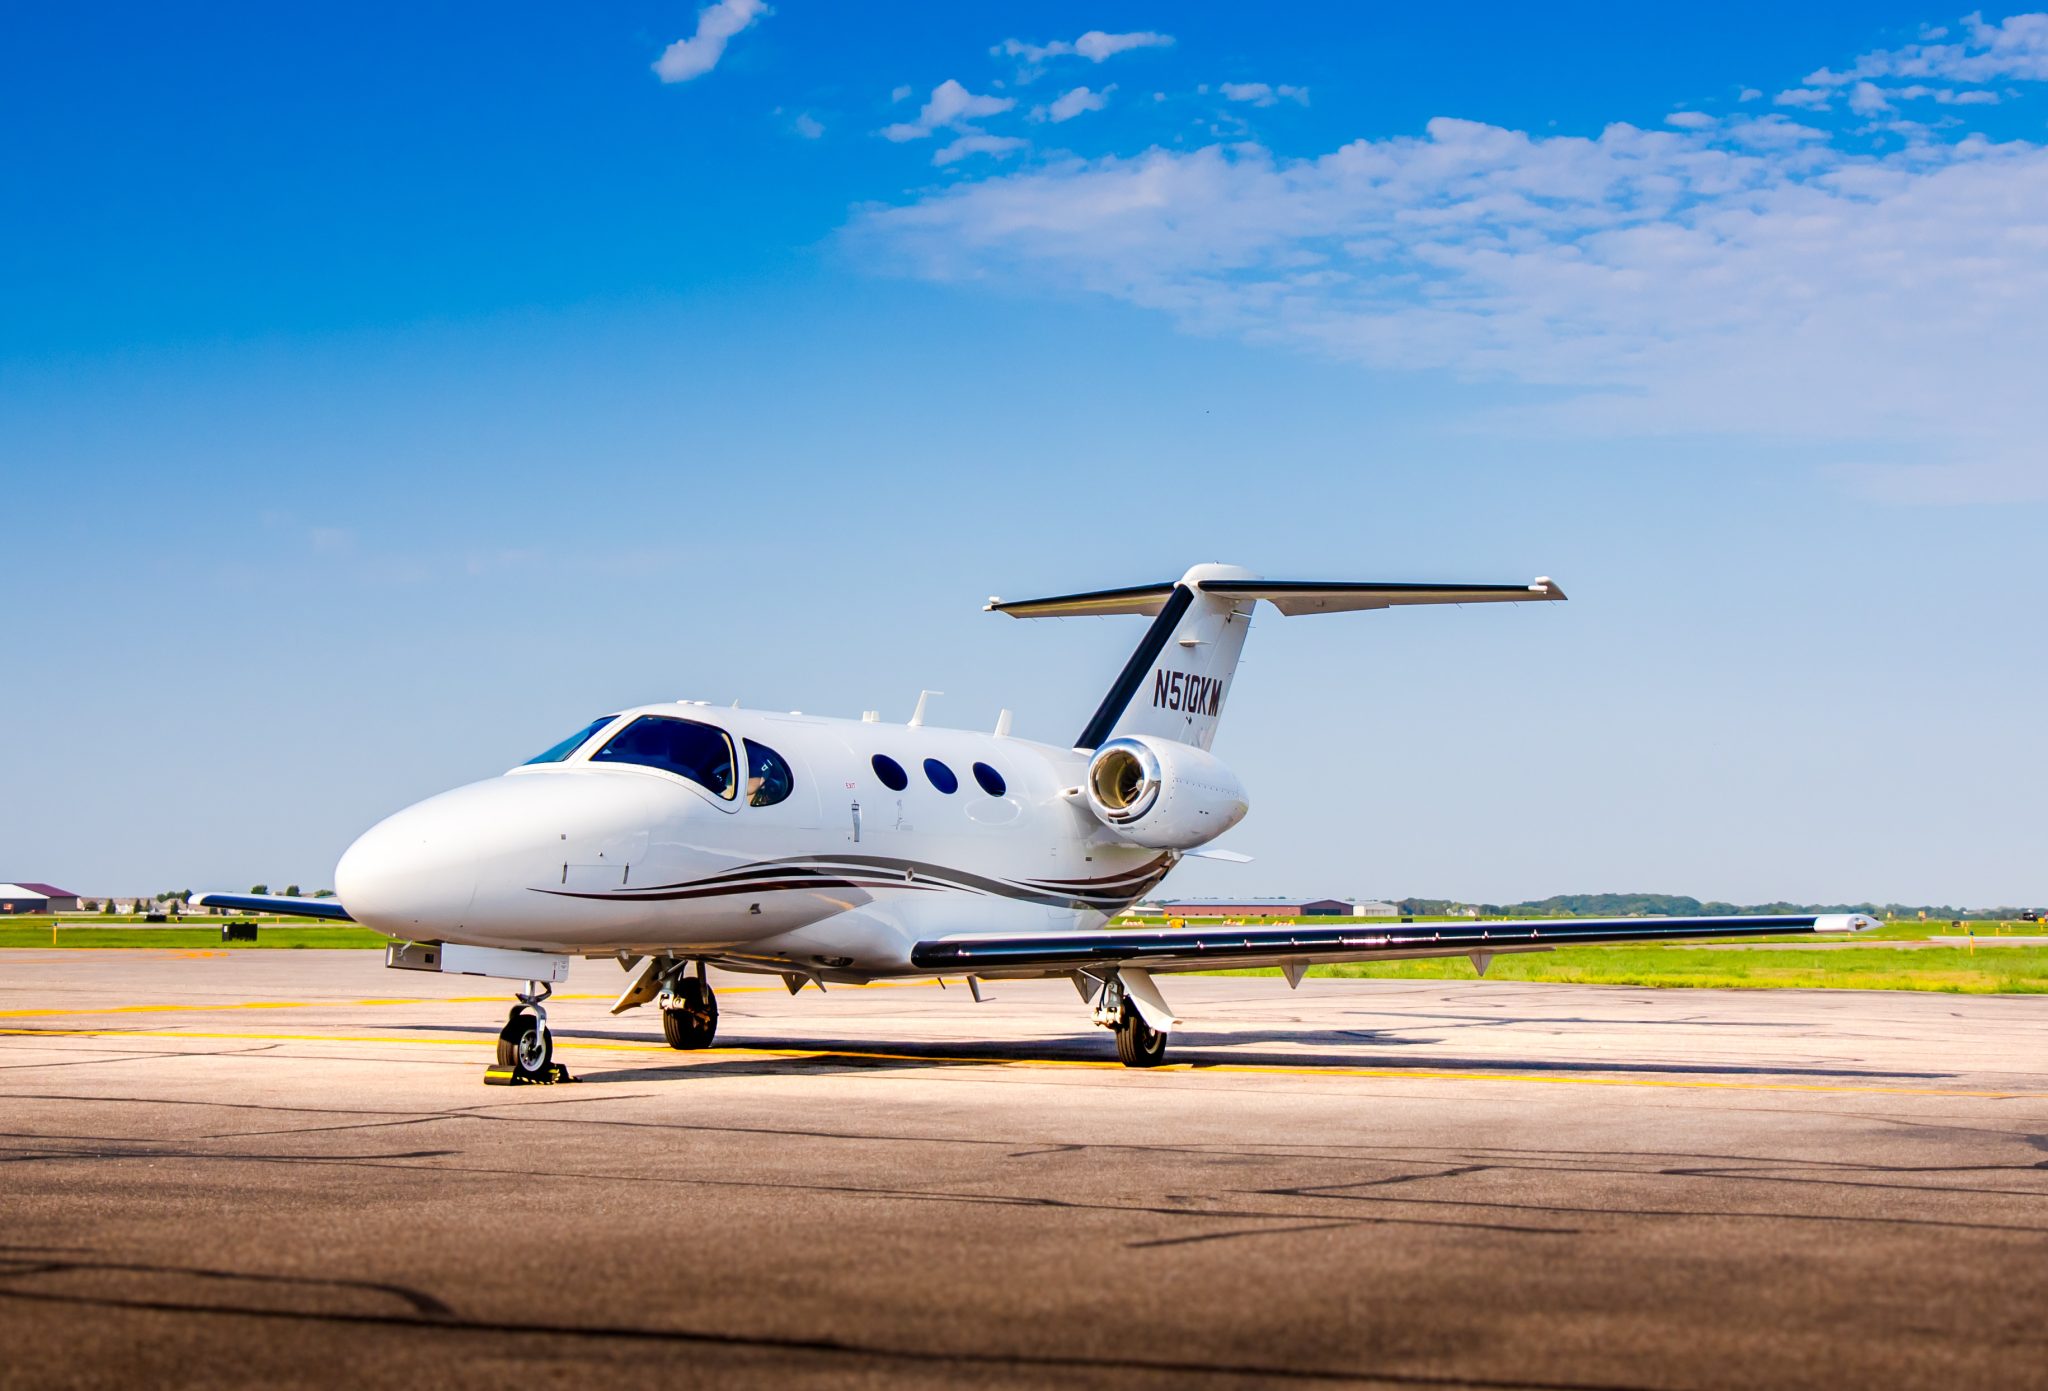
{"left": 0, "top": 883, "right": 84, "bottom": 913}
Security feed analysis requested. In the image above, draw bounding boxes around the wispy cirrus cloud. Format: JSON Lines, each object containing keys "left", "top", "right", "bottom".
{"left": 652, "top": 0, "right": 766, "bottom": 84}
{"left": 851, "top": 14, "right": 2048, "bottom": 503}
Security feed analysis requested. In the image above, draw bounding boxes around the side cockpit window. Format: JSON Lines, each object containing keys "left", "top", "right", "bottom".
{"left": 591, "top": 716, "right": 736, "bottom": 800}
{"left": 744, "top": 739, "right": 794, "bottom": 808}
{"left": 524, "top": 715, "right": 618, "bottom": 765}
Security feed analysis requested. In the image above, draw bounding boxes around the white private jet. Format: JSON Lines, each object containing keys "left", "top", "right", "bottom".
{"left": 196, "top": 563, "right": 1874, "bottom": 1081}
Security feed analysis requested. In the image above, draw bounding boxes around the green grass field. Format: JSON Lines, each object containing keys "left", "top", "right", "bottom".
{"left": 0, "top": 922, "right": 385, "bottom": 950}
{"left": 1277, "top": 945, "right": 2048, "bottom": 994}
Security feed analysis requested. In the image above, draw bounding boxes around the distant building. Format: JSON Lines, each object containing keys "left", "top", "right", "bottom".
{"left": 0, "top": 882, "right": 81, "bottom": 914}
{"left": 1351, "top": 902, "right": 1400, "bottom": 918}
{"left": 1148, "top": 896, "right": 1357, "bottom": 919}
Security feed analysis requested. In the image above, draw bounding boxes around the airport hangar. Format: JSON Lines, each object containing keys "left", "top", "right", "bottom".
{"left": 0, "top": 882, "right": 80, "bottom": 914}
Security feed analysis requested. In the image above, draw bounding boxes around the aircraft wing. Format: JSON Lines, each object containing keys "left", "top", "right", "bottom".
{"left": 190, "top": 892, "right": 356, "bottom": 922}
{"left": 910, "top": 913, "right": 1877, "bottom": 977}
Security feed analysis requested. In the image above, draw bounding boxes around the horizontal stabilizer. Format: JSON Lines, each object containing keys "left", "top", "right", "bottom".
{"left": 992, "top": 562, "right": 1568, "bottom": 753}
{"left": 1199, "top": 577, "right": 1565, "bottom": 615}
{"left": 987, "top": 576, "right": 1564, "bottom": 619}
{"left": 986, "top": 583, "right": 1177, "bottom": 618}
{"left": 190, "top": 892, "right": 355, "bottom": 922}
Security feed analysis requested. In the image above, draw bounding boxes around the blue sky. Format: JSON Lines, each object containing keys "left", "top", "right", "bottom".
{"left": 3, "top": 4, "right": 2044, "bottom": 904}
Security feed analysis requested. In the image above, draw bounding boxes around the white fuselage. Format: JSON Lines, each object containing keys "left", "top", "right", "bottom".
{"left": 333, "top": 702, "right": 1187, "bottom": 980}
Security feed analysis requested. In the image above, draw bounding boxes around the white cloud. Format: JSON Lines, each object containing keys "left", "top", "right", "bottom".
{"left": 1047, "top": 85, "right": 1113, "bottom": 122}
{"left": 652, "top": 0, "right": 766, "bottom": 84}
{"left": 1895, "top": 83, "right": 2002, "bottom": 104}
{"left": 1074, "top": 30, "right": 1171, "bottom": 62}
{"left": 1738, "top": 87, "right": 1763, "bottom": 101}
{"left": 793, "top": 112, "right": 824, "bottom": 139}
{"left": 1721, "top": 113, "right": 1829, "bottom": 147}
{"left": 933, "top": 134, "right": 1029, "bottom": 166}
{"left": 1773, "top": 86, "right": 1833, "bottom": 109}
{"left": 995, "top": 30, "right": 1173, "bottom": 73}
{"left": 1221, "top": 81, "right": 1309, "bottom": 107}
{"left": 1805, "top": 11, "right": 2048, "bottom": 85}
{"left": 1665, "top": 110, "right": 1715, "bottom": 128}
{"left": 882, "top": 79, "right": 1016, "bottom": 142}
{"left": 852, "top": 68, "right": 2048, "bottom": 502}
{"left": 891, "top": 84, "right": 913, "bottom": 103}
{"left": 1792, "top": 12, "right": 2036, "bottom": 119}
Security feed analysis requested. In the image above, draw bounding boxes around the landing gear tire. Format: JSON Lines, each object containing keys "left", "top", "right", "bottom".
{"left": 1113, "top": 1005, "right": 1167, "bottom": 1068}
{"left": 660, "top": 975, "right": 718, "bottom": 1050}
{"left": 495, "top": 1008, "right": 553, "bottom": 1079}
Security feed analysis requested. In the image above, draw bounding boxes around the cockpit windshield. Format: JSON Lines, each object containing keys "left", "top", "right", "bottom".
{"left": 590, "top": 715, "right": 737, "bottom": 800}
{"left": 523, "top": 715, "right": 618, "bottom": 766}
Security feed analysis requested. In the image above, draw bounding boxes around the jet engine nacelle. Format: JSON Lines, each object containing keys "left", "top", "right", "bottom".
{"left": 1083, "top": 736, "right": 1249, "bottom": 850}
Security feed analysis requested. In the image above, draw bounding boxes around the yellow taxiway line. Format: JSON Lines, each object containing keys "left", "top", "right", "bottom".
{"left": 0, "top": 979, "right": 942, "bottom": 1020}
{"left": 0, "top": 995, "right": 619, "bottom": 1019}
{"left": 1, "top": 1024, "right": 2039, "bottom": 1097}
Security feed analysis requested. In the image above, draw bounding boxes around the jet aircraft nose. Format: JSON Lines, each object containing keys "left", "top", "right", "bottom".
{"left": 335, "top": 772, "right": 675, "bottom": 942}
{"left": 334, "top": 785, "right": 491, "bottom": 937}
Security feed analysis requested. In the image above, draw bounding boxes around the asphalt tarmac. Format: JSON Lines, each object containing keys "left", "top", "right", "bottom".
{"left": 3, "top": 950, "right": 2045, "bottom": 1390}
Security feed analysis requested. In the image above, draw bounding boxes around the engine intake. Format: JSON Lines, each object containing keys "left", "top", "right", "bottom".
{"left": 1083, "top": 736, "right": 1248, "bottom": 850}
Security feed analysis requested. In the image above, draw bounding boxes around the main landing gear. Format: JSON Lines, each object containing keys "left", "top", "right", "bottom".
{"left": 1113, "top": 1001, "right": 1167, "bottom": 1068}
{"left": 486, "top": 980, "right": 575, "bottom": 1085}
{"left": 1089, "top": 971, "right": 1170, "bottom": 1068}
{"left": 659, "top": 963, "right": 719, "bottom": 1050}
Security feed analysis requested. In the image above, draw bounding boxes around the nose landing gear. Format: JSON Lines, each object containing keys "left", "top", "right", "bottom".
{"left": 660, "top": 963, "right": 719, "bottom": 1050}
{"left": 486, "top": 980, "right": 575, "bottom": 1085}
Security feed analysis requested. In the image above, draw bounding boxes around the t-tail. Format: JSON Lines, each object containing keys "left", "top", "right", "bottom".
{"left": 987, "top": 561, "right": 1566, "bottom": 751}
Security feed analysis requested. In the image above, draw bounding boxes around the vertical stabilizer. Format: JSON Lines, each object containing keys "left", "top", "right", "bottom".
{"left": 1075, "top": 563, "right": 1255, "bottom": 751}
